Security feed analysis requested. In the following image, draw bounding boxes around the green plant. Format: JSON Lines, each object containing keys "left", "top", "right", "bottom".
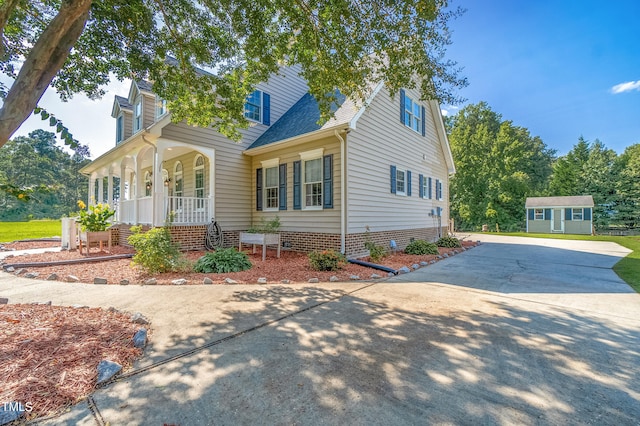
{"left": 127, "top": 225, "right": 186, "bottom": 273}
{"left": 76, "top": 200, "right": 115, "bottom": 232}
{"left": 364, "top": 241, "right": 387, "bottom": 263}
{"left": 436, "top": 236, "right": 462, "bottom": 248}
{"left": 246, "top": 216, "right": 281, "bottom": 234}
{"left": 194, "top": 248, "right": 252, "bottom": 273}
{"left": 308, "top": 249, "right": 346, "bottom": 271}
{"left": 405, "top": 240, "right": 439, "bottom": 255}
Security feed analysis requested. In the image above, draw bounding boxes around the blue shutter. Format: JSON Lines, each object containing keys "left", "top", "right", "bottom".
{"left": 565, "top": 208, "right": 572, "bottom": 221}
{"left": 435, "top": 179, "right": 440, "bottom": 200}
{"left": 293, "top": 160, "right": 301, "bottom": 210}
{"left": 544, "top": 209, "right": 551, "bottom": 220}
{"left": 428, "top": 177, "right": 432, "bottom": 199}
{"left": 256, "top": 168, "right": 263, "bottom": 211}
{"left": 584, "top": 207, "right": 591, "bottom": 220}
{"left": 279, "top": 163, "right": 287, "bottom": 210}
{"left": 407, "top": 170, "right": 412, "bottom": 196}
{"left": 323, "top": 154, "right": 333, "bottom": 209}
{"left": 421, "top": 105, "right": 426, "bottom": 137}
{"left": 390, "top": 165, "right": 397, "bottom": 194}
{"left": 399, "top": 89, "right": 405, "bottom": 124}
{"left": 528, "top": 209, "right": 534, "bottom": 221}
{"left": 262, "top": 93, "right": 270, "bottom": 125}
{"left": 419, "top": 174, "right": 424, "bottom": 198}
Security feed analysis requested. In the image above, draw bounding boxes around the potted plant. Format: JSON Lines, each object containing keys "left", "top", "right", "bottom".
{"left": 239, "top": 216, "right": 281, "bottom": 261}
{"left": 76, "top": 200, "right": 116, "bottom": 254}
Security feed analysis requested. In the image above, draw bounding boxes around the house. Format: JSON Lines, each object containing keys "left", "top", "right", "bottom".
{"left": 80, "top": 66, "right": 455, "bottom": 256}
{"left": 525, "top": 196, "right": 594, "bottom": 235}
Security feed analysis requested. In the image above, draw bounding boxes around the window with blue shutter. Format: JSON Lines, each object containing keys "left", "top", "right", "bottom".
{"left": 293, "top": 161, "right": 301, "bottom": 210}
{"left": 390, "top": 165, "right": 397, "bottom": 194}
{"left": 528, "top": 209, "right": 534, "bottom": 221}
{"left": 399, "top": 90, "right": 405, "bottom": 124}
{"left": 565, "top": 208, "right": 572, "bottom": 221}
{"left": 435, "top": 179, "right": 441, "bottom": 200}
{"left": 279, "top": 163, "right": 287, "bottom": 210}
{"left": 256, "top": 168, "right": 263, "bottom": 211}
{"left": 544, "top": 209, "right": 551, "bottom": 220}
{"left": 323, "top": 155, "right": 333, "bottom": 209}
{"left": 262, "top": 93, "right": 270, "bottom": 126}
{"left": 419, "top": 174, "right": 424, "bottom": 198}
{"left": 407, "top": 171, "right": 412, "bottom": 196}
{"left": 584, "top": 207, "right": 591, "bottom": 221}
{"left": 421, "top": 106, "right": 426, "bottom": 137}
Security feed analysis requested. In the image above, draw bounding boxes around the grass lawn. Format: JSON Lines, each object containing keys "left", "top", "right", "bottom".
{"left": 491, "top": 232, "right": 640, "bottom": 293}
{"left": 0, "top": 220, "right": 62, "bottom": 243}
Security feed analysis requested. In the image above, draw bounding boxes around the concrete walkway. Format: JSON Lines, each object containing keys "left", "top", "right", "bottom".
{"left": 1, "top": 235, "right": 639, "bottom": 425}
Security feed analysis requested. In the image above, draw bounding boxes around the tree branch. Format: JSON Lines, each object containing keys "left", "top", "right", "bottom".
{"left": 0, "top": 0, "right": 22, "bottom": 58}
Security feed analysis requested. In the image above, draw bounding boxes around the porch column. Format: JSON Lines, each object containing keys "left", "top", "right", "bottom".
{"left": 88, "top": 176, "right": 94, "bottom": 206}
{"left": 97, "top": 176, "right": 104, "bottom": 204}
{"left": 119, "top": 163, "right": 127, "bottom": 223}
{"left": 107, "top": 169, "right": 114, "bottom": 206}
{"left": 153, "top": 141, "right": 166, "bottom": 226}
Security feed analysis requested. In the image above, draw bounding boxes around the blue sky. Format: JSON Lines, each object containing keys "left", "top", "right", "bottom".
{"left": 443, "top": 0, "right": 640, "bottom": 155}
{"left": 12, "top": 0, "right": 640, "bottom": 158}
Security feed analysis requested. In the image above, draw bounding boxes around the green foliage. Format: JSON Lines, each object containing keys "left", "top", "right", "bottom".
{"left": 193, "top": 248, "right": 252, "bottom": 273}
{"left": 0, "top": 220, "right": 61, "bottom": 243}
{"left": 364, "top": 241, "right": 387, "bottom": 263}
{"left": 33, "top": 106, "right": 79, "bottom": 149}
{"left": 404, "top": 240, "right": 439, "bottom": 255}
{"left": 308, "top": 249, "right": 346, "bottom": 272}
{"left": 76, "top": 201, "right": 115, "bottom": 231}
{"left": 436, "top": 236, "right": 462, "bottom": 248}
{"left": 246, "top": 216, "right": 280, "bottom": 234}
{"left": 127, "top": 225, "right": 186, "bottom": 274}
{"left": 0, "top": 0, "right": 466, "bottom": 147}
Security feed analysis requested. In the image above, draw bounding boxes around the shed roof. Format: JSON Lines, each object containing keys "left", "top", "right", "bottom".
{"left": 525, "top": 196, "right": 594, "bottom": 208}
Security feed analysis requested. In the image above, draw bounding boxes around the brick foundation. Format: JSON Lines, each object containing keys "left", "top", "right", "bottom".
{"left": 345, "top": 227, "right": 446, "bottom": 257}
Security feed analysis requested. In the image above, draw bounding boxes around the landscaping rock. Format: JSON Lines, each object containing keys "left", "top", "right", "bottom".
{"left": 96, "top": 360, "right": 122, "bottom": 385}
{"left": 14, "top": 268, "right": 25, "bottom": 275}
{"left": 0, "top": 297, "right": 8, "bottom": 304}
{"left": 203, "top": 277, "right": 213, "bottom": 285}
{"left": 5, "top": 266, "right": 14, "bottom": 272}
{"left": 429, "top": 260, "right": 436, "bottom": 265}
{"left": 420, "top": 261, "right": 429, "bottom": 267}
{"left": 65, "top": 275, "right": 80, "bottom": 282}
{"left": 0, "top": 402, "right": 26, "bottom": 425}
{"left": 329, "top": 276, "right": 339, "bottom": 282}
{"left": 349, "top": 275, "right": 361, "bottom": 280}
{"left": 280, "top": 279, "right": 290, "bottom": 284}
{"left": 224, "top": 278, "right": 237, "bottom": 284}
{"left": 308, "top": 278, "right": 319, "bottom": 283}
{"left": 388, "top": 272, "right": 395, "bottom": 277}
{"left": 120, "top": 279, "right": 130, "bottom": 285}
{"left": 257, "top": 277, "right": 268, "bottom": 284}
{"left": 143, "top": 278, "right": 157, "bottom": 285}
{"left": 46, "top": 273, "right": 58, "bottom": 281}
{"left": 397, "top": 266, "right": 411, "bottom": 274}
{"left": 40, "top": 301, "right": 52, "bottom": 306}
{"left": 411, "top": 264, "right": 420, "bottom": 270}
{"left": 131, "top": 312, "right": 150, "bottom": 325}
{"left": 23, "top": 272, "right": 39, "bottom": 279}
{"left": 371, "top": 273, "right": 382, "bottom": 279}
{"left": 443, "top": 253, "right": 449, "bottom": 258}
{"left": 72, "top": 304, "right": 88, "bottom": 309}
{"left": 172, "top": 278, "right": 187, "bottom": 285}
{"left": 133, "top": 329, "right": 148, "bottom": 348}
{"left": 436, "top": 255, "right": 443, "bottom": 260}
{"left": 93, "top": 277, "right": 108, "bottom": 284}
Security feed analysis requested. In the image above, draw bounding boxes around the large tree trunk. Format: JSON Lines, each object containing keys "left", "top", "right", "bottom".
{"left": 0, "top": 0, "right": 92, "bottom": 148}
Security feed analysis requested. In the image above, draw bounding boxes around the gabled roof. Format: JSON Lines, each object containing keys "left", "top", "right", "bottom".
{"left": 525, "top": 196, "right": 594, "bottom": 208}
{"left": 115, "top": 95, "right": 132, "bottom": 110}
{"left": 247, "top": 92, "right": 357, "bottom": 150}
{"left": 111, "top": 95, "right": 133, "bottom": 118}
{"left": 136, "top": 79, "right": 154, "bottom": 93}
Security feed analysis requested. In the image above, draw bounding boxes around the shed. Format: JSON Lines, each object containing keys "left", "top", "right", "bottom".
{"left": 525, "top": 196, "right": 594, "bottom": 235}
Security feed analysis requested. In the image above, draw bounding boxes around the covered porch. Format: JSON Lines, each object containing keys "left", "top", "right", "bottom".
{"left": 81, "top": 133, "right": 215, "bottom": 227}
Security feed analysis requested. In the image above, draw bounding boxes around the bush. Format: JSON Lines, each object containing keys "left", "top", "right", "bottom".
{"left": 128, "top": 226, "right": 187, "bottom": 273}
{"left": 404, "top": 240, "right": 439, "bottom": 255}
{"left": 308, "top": 249, "right": 346, "bottom": 271}
{"left": 364, "top": 241, "right": 387, "bottom": 263}
{"left": 247, "top": 216, "right": 281, "bottom": 233}
{"left": 435, "top": 236, "right": 462, "bottom": 248}
{"left": 194, "top": 248, "right": 252, "bottom": 273}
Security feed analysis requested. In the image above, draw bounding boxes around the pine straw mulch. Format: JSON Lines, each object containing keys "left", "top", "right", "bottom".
{"left": 0, "top": 303, "right": 144, "bottom": 420}
{"left": 1, "top": 240, "right": 478, "bottom": 285}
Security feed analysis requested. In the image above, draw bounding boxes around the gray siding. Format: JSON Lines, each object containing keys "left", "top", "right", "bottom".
{"left": 346, "top": 86, "right": 451, "bottom": 236}
{"left": 142, "top": 94, "right": 156, "bottom": 129}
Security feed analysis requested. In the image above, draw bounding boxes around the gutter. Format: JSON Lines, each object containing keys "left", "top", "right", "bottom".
{"left": 334, "top": 130, "right": 347, "bottom": 254}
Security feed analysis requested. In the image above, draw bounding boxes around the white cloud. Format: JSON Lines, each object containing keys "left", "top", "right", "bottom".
{"left": 611, "top": 80, "right": 640, "bottom": 94}
{"left": 441, "top": 109, "right": 449, "bottom": 116}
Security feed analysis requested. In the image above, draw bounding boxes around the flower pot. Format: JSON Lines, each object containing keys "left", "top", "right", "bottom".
{"left": 79, "top": 230, "right": 111, "bottom": 255}
{"left": 239, "top": 232, "right": 281, "bottom": 261}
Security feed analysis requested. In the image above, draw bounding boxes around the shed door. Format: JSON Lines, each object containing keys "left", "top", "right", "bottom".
{"left": 552, "top": 209, "right": 563, "bottom": 232}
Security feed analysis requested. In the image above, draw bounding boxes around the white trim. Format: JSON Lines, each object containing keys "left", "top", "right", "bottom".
{"left": 395, "top": 168, "right": 407, "bottom": 196}
{"left": 301, "top": 154, "right": 323, "bottom": 210}
{"left": 244, "top": 89, "right": 263, "bottom": 123}
{"left": 299, "top": 148, "right": 324, "bottom": 161}
{"left": 349, "top": 82, "right": 384, "bottom": 130}
{"left": 260, "top": 158, "right": 280, "bottom": 168}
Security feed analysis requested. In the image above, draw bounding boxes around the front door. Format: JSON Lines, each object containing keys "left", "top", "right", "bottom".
{"left": 552, "top": 208, "right": 563, "bottom": 232}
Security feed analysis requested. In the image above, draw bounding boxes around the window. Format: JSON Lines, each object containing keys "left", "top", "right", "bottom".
{"left": 156, "top": 96, "right": 167, "bottom": 118}
{"left": 421, "top": 175, "right": 428, "bottom": 199}
{"left": 174, "top": 162, "right": 183, "bottom": 210}
{"left": 144, "top": 171, "right": 152, "bottom": 197}
{"left": 403, "top": 94, "right": 422, "bottom": 134}
{"left": 244, "top": 90, "right": 262, "bottom": 122}
{"left": 264, "top": 166, "right": 279, "bottom": 210}
{"left": 535, "top": 209, "right": 544, "bottom": 220}
{"left": 133, "top": 98, "right": 142, "bottom": 132}
{"left": 395, "top": 169, "right": 406, "bottom": 195}
{"left": 116, "top": 115, "right": 124, "bottom": 144}
{"left": 194, "top": 155, "right": 205, "bottom": 210}
{"left": 304, "top": 158, "right": 322, "bottom": 208}
{"left": 436, "top": 179, "right": 443, "bottom": 201}
{"left": 572, "top": 208, "right": 583, "bottom": 221}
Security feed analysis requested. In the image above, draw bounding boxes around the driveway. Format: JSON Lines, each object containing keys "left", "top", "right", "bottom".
{"left": 2, "top": 234, "right": 639, "bottom": 425}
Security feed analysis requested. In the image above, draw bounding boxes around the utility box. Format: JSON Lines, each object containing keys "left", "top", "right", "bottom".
{"left": 61, "top": 217, "right": 77, "bottom": 250}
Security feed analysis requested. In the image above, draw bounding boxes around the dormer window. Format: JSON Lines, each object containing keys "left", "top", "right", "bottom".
{"left": 133, "top": 98, "right": 142, "bottom": 132}
{"left": 116, "top": 114, "right": 124, "bottom": 144}
{"left": 244, "top": 90, "right": 270, "bottom": 125}
{"left": 156, "top": 96, "right": 167, "bottom": 118}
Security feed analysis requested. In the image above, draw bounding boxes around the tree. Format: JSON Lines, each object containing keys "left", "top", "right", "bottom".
{"left": 0, "top": 0, "right": 467, "bottom": 149}
{"left": 447, "top": 102, "right": 555, "bottom": 231}
{"left": 612, "top": 144, "right": 640, "bottom": 229}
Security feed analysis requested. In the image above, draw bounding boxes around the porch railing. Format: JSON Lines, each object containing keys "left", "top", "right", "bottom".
{"left": 164, "top": 196, "right": 210, "bottom": 225}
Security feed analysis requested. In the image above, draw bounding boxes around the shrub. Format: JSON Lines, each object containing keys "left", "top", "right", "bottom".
{"left": 364, "top": 241, "right": 387, "bottom": 263}
{"left": 128, "top": 225, "right": 186, "bottom": 273}
{"left": 194, "top": 248, "right": 252, "bottom": 273}
{"left": 436, "top": 236, "right": 462, "bottom": 248}
{"left": 308, "top": 249, "right": 346, "bottom": 271}
{"left": 247, "top": 216, "right": 281, "bottom": 233}
{"left": 404, "top": 240, "right": 439, "bottom": 255}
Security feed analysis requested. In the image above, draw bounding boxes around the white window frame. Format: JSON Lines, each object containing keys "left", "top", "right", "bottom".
{"left": 156, "top": 96, "right": 167, "bottom": 118}
{"left": 403, "top": 94, "right": 422, "bottom": 134}
{"left": 437, "top": 180, "right": 443, "bottom": 201}
{"left": 133, "top": 98, "right": 142, "bottom": 132}
{"left": 244, "top": 90, "right": 262, "bottom": 123}
{"left": 395, "top": 168, "right": 406, "bottom": 196}
{"left": 116, "top": 114, "right": 124, "bottom": 144}
{"left": 534, "top": 208, "right": 544, "bottom": 220}
{"left": 421, "top": 176, "right": 429, "bottom": 199}
{"left": 194, "top": 155, "right": 205, "bottom": 211}
{"left": 572, "top": 208, "right": 583, "bottom": 221}
{"left": 300, "top": 148, "right": 324, "bottom": 210}
{"left": 261, "top": 158, "right": 280, "bottom": 211}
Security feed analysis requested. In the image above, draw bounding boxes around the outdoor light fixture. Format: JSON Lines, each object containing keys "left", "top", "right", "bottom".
{"left": 164, "top": 177, "right": 172, "bottom": 187}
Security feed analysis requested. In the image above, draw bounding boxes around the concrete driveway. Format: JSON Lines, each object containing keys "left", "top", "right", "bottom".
{"left": 2, "top": 234, "right": 639, "bottom": 425}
